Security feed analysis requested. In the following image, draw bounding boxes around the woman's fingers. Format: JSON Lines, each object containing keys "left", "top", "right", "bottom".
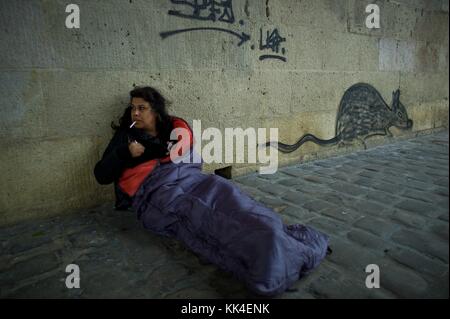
{"left": 128, "top": 141, "right": 145, "bottom": 157}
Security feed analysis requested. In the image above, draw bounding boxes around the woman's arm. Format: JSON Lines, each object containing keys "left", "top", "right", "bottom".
{"left": 94, "top": 130, "right": 132, "bottom": 185}
{"left": 160, "top": 117, "right": 193, "bottom": 163}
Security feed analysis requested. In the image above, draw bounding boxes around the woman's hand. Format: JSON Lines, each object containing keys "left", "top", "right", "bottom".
{"left": 128, "top": 140, "right": 145, "bottom": 158}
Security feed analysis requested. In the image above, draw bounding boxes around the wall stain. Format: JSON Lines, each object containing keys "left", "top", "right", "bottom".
{"left": 244, "top": 0, "right": 250, "bottom": 18}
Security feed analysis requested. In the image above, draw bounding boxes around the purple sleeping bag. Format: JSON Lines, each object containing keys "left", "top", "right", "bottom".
{"left": 132, "top": 160, "right": 329, "bottom": 296}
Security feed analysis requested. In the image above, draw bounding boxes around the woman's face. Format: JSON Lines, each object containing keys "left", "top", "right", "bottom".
{"left": 130, "top": 97, "right": 158, "bottom": 135}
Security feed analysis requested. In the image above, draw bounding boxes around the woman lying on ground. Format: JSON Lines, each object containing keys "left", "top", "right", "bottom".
{"left": 94, "top": 86, "right": 329, "bottom": 296}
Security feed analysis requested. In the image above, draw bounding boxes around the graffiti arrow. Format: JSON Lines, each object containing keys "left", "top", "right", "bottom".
{"left": 160, "top": 27, "right": 251, "bottom": 47}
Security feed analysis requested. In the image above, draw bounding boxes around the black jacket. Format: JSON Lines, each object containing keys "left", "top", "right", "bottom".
{"left": 94, "top": 127, "right": 170, "bottom": 210}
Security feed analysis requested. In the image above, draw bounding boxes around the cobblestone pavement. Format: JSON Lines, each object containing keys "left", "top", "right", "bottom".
{"left": 1, "top": 131, "right": 448, "bottom": 299}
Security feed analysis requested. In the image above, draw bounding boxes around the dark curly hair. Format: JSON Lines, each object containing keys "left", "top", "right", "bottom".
{"left": 112, "top": 86, "right": 173, "bottom": 142}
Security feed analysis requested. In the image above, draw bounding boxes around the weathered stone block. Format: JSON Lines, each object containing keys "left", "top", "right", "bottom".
{"left": 353, "top": 216, "right": 400, "bottom": 238}
{"left": 391, "top": 229, "right": 449, "bottom": 263}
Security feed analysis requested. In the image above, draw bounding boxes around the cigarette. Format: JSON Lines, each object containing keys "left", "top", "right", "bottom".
{"left": 129, "top": 121, "right": 136, "bottom": 128}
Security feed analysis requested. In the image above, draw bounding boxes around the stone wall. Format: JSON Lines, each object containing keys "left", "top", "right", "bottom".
{"left": 0, "top": 0, "right": 448, "bottom": 225}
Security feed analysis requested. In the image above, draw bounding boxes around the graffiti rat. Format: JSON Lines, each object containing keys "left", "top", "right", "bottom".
{"left": 263, "top": 83, "right": 414, "bottom": 152}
